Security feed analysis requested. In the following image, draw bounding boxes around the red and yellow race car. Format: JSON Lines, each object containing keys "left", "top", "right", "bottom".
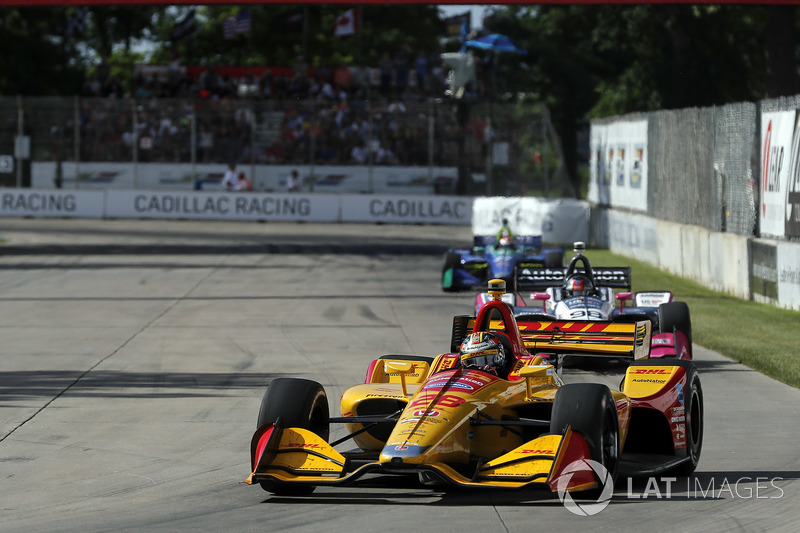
{"left": 245, "top": 280, "right": 703, "bottom": 496}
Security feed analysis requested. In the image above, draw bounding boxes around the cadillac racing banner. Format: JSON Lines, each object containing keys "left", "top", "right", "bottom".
{"left": 341, "top": 194, "right": 471, "bottom": 225}
{"left": 105, "top": 190, "right": 339, "bottom": 222}
{"left": 0, "top": 190, "right": 104, "bottom": 218}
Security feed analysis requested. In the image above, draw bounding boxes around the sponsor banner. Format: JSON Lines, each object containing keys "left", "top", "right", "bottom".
{"left": 0, "top": 189, "right": 104, "bottom": 218}
{"left": 472, "top": 197, "right": 589, "bottom": 244}
{"left": 105, "top": 190, "right": 339, "bottom": 222}
{"left": 785, "top": 111, "right": 800, "bottom": 239}
{"left": 342, "top": 194, "right": 471, "bottom": 224}
{"left": 32, "top": 162, "right": 456, "bottom": 196}
{"left": 777, "top": 241, "right": 800, "bottom": 310}
{"left": 759, "top": 110, "right": 795, "bottom": 239}
{"left": 751, "top": 240, "right": 778, "bottom": 303}
{"left": 589, "top": 119, "right": 648, "bottom": 211}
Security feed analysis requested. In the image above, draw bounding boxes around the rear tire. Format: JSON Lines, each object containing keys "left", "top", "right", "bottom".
{"left": 256, "top": 378, "right": 329, "bottom": 495}
{"left": 658, "top": 301, "right": 692, "bottom": 356}
{"left": 442, "top": 252, "right": 462, "bottom": 292}
{"left": 545, "top": 250, "right": 564, "bottom": 268}
{"left": 551, "top": 383, "right": 619, "bottom": 487}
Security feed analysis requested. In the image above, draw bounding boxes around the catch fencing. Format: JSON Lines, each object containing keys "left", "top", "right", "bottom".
{"left": 591, "top": 102, "right": 758, "bottom": 238}
{"left": 0, "top": 96, "right": 563, "bottom": 197}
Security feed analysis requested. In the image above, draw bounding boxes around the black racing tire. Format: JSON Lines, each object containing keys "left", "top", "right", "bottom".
{"left": 256, "top": 378, "right": 330, "bottom": 495}
{"left": 442, "top": 251, "right": 462, "bottom": 292}
{"left": 551, "top": 383, "right": 620, "bottom": 487}
{"left": 545, "top": 250, "right": 564, "bottom": 268}
{"left": 658, "top": 301, "right": 693, "bottom": 356}
{"left": 671, "top": 363, "right": 703, "bottom": 476}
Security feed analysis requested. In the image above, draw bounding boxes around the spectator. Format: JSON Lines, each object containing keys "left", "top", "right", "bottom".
{"left": 221, "top": 163, "right": 239, "bottom": 190}
{"left": 394, "top": 43, "right": 411, "bottom": 96}
{"left": 350, "top": 142, "right": 369, "bottom": 164}
{"left": 415, "top": 51, "right": 429, "bottom": 93}
{"left": 237, "top": 171, "right": 252, "bottom": 191}
{"left": 287, "top": 169, "right": 302, "bottom": 192}
{"left": 379, "top": 52, "right": 393, "bottom": 98}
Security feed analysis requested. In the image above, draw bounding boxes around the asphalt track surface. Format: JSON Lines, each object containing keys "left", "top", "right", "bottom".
{"left": 1, "top": 218, "right": 798, "bottom": 532}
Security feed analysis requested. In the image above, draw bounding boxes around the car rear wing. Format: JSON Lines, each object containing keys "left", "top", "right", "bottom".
{"left": 515, "top": 266, "right": 632, "bottom": 291}
{"left": 473, "top": 234, "right": 542, "bottom": 248}
{"left": 449, "top": 314, "right": 651, "bottom": 360}
{"left": 516, "top": 317, "right": 651, "bottom": 360}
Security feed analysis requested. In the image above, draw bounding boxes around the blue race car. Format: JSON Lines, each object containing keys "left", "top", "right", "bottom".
{"left": 442, "top": 221, "right": 563, "bottom": 292}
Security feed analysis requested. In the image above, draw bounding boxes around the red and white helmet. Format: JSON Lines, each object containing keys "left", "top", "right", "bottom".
{"left": 566, "top": 275, "right": 593, "bottom": 297}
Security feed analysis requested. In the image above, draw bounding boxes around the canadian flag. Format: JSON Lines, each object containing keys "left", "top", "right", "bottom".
{"left": 334, "top": 8, "right": 360, "bottom": 36}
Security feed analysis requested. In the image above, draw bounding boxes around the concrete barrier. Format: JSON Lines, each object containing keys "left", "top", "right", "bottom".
{"left": 594, "top": 205, "right": 800, "bottom": 309}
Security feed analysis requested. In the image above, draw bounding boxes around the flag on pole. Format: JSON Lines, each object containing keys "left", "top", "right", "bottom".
{"left": 170, "top": 9, "right": 196, "bottom": 42}
{"left": 223, "top": 9, "right": 251, "bottom": 39}
{"left": 334, "top": 8, "right": 359, "bottom": 37}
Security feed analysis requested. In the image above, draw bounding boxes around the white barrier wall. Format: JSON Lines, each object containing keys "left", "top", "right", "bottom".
{"left": 31, "top": 162, "right": 456, "bottom": 196}
{"left": 594, "top": 209, "right": 753, "bottom": 300}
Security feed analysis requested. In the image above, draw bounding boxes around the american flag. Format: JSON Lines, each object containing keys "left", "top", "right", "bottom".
{"left": 223, "top": 9, "right": 251, "bottom": 39}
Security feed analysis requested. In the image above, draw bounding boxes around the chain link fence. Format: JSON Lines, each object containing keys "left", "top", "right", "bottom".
{"left": 0, "top": 96, "right": 561, "bottom": 195}
{"left": 647, "top": 102, "right": 757, "bottom": 236}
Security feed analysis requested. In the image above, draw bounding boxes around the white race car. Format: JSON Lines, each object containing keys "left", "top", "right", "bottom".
{"left": 475, "top": 242, "right": 693, "bottom": 360}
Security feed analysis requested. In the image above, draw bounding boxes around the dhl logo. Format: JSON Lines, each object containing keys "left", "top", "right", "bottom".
{"left": 519, "top": 322, "right": 622, "bottom": 333}
{"left": 286, "top": 443, "right": 323, "bottom": 449}
{"left": 632, "top": 368, "right": 670, "bottom": 375}
{"left": 520, "top": 449, "right": 555, "bottom": 455}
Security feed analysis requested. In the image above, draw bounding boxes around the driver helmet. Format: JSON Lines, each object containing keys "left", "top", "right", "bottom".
{"left": 566, "top": 274, "right": 593, "bottom": 297}
{"left": 498, "top": 235, "right": 514, "bottom": 248}
{"left": 459, "top": 332, "right": 506, "bottom": 375}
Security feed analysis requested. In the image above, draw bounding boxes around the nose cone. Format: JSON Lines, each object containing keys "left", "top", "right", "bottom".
{"left": 379, "top": 444, "right": 431, "bottom": 465}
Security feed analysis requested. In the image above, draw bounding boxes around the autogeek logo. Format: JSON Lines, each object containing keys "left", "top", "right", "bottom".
{"left": 556, "top": 459, "right": 785, "bottom": 517}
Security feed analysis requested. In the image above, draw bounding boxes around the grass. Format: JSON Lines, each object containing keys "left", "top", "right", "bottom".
{"left": 586, "top": 249, "right": 800, "bottom": 390}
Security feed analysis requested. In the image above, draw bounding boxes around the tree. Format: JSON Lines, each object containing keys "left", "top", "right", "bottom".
{"left": 485, "top": 4, "right": 777, "bottom": 197}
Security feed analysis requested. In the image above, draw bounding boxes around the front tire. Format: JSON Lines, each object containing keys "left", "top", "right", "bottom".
{"left": 551, "top": 383, "right": 620, "bottom": 486}
{"left": 672, "top": 364, "right": 703, "bottom": 475}
{"left": 256, "top": 378, "right": 329, "bottom": 495}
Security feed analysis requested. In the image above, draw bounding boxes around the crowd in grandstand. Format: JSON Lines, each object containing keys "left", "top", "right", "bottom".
{"left": 62, "top": 45, "right": 495, "bottom": 169}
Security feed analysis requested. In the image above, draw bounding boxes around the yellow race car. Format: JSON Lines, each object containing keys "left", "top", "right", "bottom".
{"left": 245, "top": 280, "right": 703, "bottom": 496}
